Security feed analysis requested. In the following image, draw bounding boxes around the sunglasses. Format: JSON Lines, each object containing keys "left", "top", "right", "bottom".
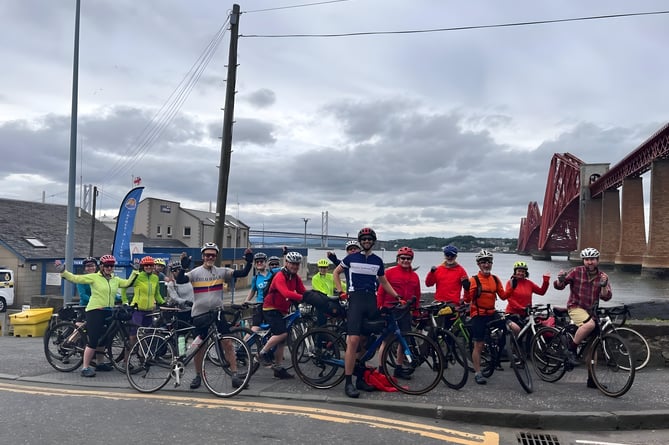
{"left": 478, "top": 260, "right": 493, "bottom": 264}
{"left": 102, "top": 263, "right": 115, "bottom": 268}
{"left": 255, "top": 259, "right": 266, "bottom": 263}
{"left": 203, "top": 253, "right": 217, "bottom": 259}
{"left": 445, "top": 254, "right": 457, "bottom": 259}
{"left": 398, "top": 256, "right": 413, "bottom": 261}
{"left": 360, "top": 237, "right": 374, "bottom": 242}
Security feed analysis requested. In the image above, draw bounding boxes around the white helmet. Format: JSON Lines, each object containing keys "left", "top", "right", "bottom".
{"left": 201, "top": 242, "right": 219, "bottom": 254}
{"left": 345, "top": 240, "right": 361, "bottom": 250}
{"left": 580, "top": 247, "right": 600, "bottom": 258}
{"left": 475, "top": 249, "right": 494, "bottom": 263}
{"left": 285, "top": 252, "right": 303, "bottom": 264}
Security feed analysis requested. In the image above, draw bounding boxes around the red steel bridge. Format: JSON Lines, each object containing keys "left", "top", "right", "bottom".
{"left": 517, "top": 123, "right": 669, "bottom": 270}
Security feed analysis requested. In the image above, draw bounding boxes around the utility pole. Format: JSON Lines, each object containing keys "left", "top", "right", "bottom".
{"left": 303, "top": 218, "right": 310, "bottom": 247}
{"left": 88, "top": 186, "right": 98, "bottom": 257}
{"left": 213, "top": 4, "right": 240, "bottom": 266}
{"left": 64, "top": 0, "right": 81, "bottom": 302}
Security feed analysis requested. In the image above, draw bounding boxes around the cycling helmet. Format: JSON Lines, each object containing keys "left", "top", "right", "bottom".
{"left": 357, "top": 227, "right": 377, "bottom": 242}
{"left": 82, "top": 257, "right": 98, "bottom": 266}
{"left": 396, "top": 246, "right": 414, "bottom": 258}
{"left": 268, "top": 255, "right": 281, "bottom": 265}
{"left": 100, "top": 254, "right": 116, "bottom": 265}
{"left": 140, "top": 256, "right": 155, "bottom": 266}
{"left": 317, "top": 259, "right": 330, "bottom": 267}
{"left": 475, "top": 249, "right": 494, "bottom": 263}
{"left": 169, "top": 260, "right": 182, "bottom": 271}
{"left": 345, "top": 240, "right": 361, "bottom": 251}
{"left": 580, "top": 247, "right": 600, "bottom": 259}
{"left": 285, "top": 252, "right": 303, "bottom": 264}
{"left": 154, "top": 258, "right": 166, "bottom": 267}
{"left": 253, "top": 252, "right": 268, "bottom": 261}
{"left": 513, "top": 261, "right": 528, "bottom": 270}
{"left": 201, "top": 242, "right": 220, "bottom": 254}
{"left": 443, "top": 245, "right": 458, "bottom": 257}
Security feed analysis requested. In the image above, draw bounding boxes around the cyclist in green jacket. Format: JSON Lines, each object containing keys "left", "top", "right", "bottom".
{"left": 129, "top": 256, "right": 166, "bottom": 346}
{"left": 56, "top": 255, "right": 138, "bottom": 377}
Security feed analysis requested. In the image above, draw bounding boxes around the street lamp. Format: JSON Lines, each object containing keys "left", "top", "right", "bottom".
{"left": 302, "top": 218, "right": 310, "bottom": 247}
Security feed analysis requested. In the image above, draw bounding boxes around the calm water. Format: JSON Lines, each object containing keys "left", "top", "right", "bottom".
{"left": 309, "top": 249, "right": 669, "bottom": 307}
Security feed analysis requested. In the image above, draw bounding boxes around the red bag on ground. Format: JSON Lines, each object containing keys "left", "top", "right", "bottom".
{"left": 363, "top": 368, "right": 398, "bottom": 392}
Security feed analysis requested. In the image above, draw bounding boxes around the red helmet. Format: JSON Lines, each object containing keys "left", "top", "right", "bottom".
{"left": 396, "top": 246, "right": 414, "bottom": 258}
{"left": 357, "top": 227, "right": 377, "bottom": 241}
{"left": 140, "top": 256, "right": 155, "bottom": 266}
{"left": 100, "top": 254, "right": 116, "bottom": 265}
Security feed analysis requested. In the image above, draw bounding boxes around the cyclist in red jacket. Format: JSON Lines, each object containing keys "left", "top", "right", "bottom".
{"left": 504, "top": 261, "right": 550, "bottom": 335}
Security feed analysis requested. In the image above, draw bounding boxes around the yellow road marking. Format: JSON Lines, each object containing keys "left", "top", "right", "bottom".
{"left": 0, "top": 382, "right": 498, "bottom": 444}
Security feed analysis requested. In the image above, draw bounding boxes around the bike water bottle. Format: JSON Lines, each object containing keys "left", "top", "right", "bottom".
{"left": 178, "top": 336, "right": 186, "bottom": 356}
{"left": 187, "top": 335, "right": 203, "bottom": 355}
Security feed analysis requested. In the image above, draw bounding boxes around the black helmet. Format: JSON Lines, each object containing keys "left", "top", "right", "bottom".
{"left": 82, "top": 257, "right": 98, "bottom": 266}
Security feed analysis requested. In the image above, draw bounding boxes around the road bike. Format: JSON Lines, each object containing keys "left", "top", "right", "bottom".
{"left": 598, "top": 305, "right": 649, "bottom": 371}
{"left": 415, "top": 301, "right": 469, "bottom": 389}
{"left": 44, "top": 305, "right": 135, "bottom": 373}
{"left": 291, "top": 299, "right": 444, "bottom": 395}
{"left": 229, "top": 302, "right": 320, "bottom": 373}
{"left": 125, "top": 307, "right": 251, "bottom": 398}
{"left": 530, "top": 303, "right": 635, "bottom": 397}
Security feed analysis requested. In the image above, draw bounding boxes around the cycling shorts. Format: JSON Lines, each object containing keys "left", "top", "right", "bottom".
{"left": 346, "top": 291, "right": 379, "bottom": 336}
{"left": 130, "top": 310, "right": 154, "bottom": 336}
{"left": 85, "top": 308, "right": 111, "bottom": 349}
{"left": 191, "top": 311, "right": 231, "bottom": 338}
{"left": 251, "top": 304, "right": 264, "bottom": 327}
{"left": 469, "top": 313, "right": 500, "bottom": 342}
{"left": 263, "top": 309, "right": 288, "bottom": 335}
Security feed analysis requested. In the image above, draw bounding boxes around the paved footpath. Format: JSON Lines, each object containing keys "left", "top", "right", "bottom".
{"left": 1, "top": 336, "right": 668, "bottom": 431}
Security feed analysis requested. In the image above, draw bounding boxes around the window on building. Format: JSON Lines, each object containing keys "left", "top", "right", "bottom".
{"left": 24, "top": 237, "right": 47, "bottom": 248}
{"left": 167, "top": 226, "right": 172, "bottom": 237}
{"left": 157, "top": 225, "right": 162, "bottom": 237}
{"left": 183, "top": 226, "right": 191, "bottom": 237}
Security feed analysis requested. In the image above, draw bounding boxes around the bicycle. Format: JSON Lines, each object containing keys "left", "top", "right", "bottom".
{"left": 509, "top": 304, "right": 556, "bottom": 357}
{"left": 482, "top": 312, "right": 534, "bottom": 393}
{"left": 415, "top": 301, "right": 469, "bottom": 390}
{"left": 229, "top": 302, "right": 315, "bottom": 372}
{"left": 529, "top": 303, "right": 635, "bottom": 397}
{"left": 445, "top": 304, "right": 496, "bottom": 377}
{"left": 44, "top": 305, "right": 136, "bottom": 373}
{"left": 598, "top": 305, "right": 650, "bottom": 371}
{"left": 126, "top": 307, "right": 251, "bottom": 397}
{"left": 291, "top": 299, "right": 444, "bottom": 395}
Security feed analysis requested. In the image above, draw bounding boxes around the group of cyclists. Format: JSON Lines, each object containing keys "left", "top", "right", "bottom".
{"left": 55, "top": 225, "right": 613, "bottom": 396}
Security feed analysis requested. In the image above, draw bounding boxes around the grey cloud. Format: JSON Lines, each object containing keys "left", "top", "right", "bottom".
{"left": 242, "top": 89, "right": 276, "bottom": 108}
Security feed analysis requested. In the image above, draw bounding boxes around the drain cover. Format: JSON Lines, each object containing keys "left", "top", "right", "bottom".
{"left": 517, "top": 432, "right": 560, "bottom": 445}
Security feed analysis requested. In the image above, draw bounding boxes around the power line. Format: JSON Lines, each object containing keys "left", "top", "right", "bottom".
{"left": 100, "top": 16, "right": 231, "bottom": 186}
{"left": 243, "top": 0, "right": 352, "bottom": 14}
{"left": 241, "top": 9, "right": 669, "bottom": 38}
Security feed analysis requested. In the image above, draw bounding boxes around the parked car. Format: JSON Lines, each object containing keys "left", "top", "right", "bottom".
{"left": 0, "top": 268, "right": 15, "bottom": 312}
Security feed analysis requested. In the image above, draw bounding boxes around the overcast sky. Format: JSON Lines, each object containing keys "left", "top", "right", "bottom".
{"left": 2, "top": 0, "right": 668, "bottom": 240}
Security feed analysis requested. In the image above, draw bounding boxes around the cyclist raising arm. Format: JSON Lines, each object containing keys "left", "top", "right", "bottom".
{"left": 554, "top": 247, "right": 611, "bottom": 388}
{"left": 176, "top": 242, "right": 253, "bottom": 390}
{"left": 464, "top": 250, "right": 508, "bottom": 385}
{"left": 56, "top": 255, "right": 139, "bottom": 377}
{"left": 504, "top": 261, "right": 550, "bottom": 335}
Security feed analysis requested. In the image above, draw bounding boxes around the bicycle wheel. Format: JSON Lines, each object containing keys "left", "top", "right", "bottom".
{"left": 44, "top": 321, "right": 84, "bottom": 372}
{"left": 451, "top": 324, "right": 475, "bottom": 372}
{"left": 437, "top": 330, "right": 468, "bottom": 390}
{"left": 508, "top": 333, "right": 533, "bottom": 393}
{"left": 381, "top": 332, "right": 443, "bottom": 395}
{"left": 106, "top": 329, "right": 131, "bottom": 372}
{"left": 201, "top": 335, "right": 251, "bottom": 398}
{"left": 291, "top": 328, "right": 346, "bottom": 389}
{"left": 126, "top": 334, "right": 174, "bottom": 393}
{"left": 479, "top": 342, "right": 497, "bottom": 378}
{"left": 530, "top": 326, "right": 566, "bottom": 382}
{"left": 229, "top": 327, "right": 261, "bottom": 375}
{"left": 589, "top": 333, "right": 635, "bottom": 398}
{"left": 614, "top": 327, "right": 650, "bottom": 371}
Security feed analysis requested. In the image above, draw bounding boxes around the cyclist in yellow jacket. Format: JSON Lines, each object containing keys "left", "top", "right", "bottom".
{"left": 129, "top": 256, "right": 165, "bottom": 345}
